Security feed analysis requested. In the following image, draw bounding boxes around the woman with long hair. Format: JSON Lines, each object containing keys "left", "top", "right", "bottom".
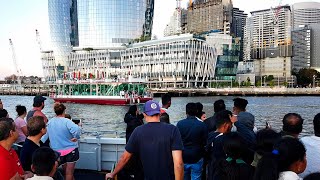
{"left": 124, "top": 105, "right": 143, "bottom": 142}
{"left": 254, "top": 137, "right": 307, "bottom": 180}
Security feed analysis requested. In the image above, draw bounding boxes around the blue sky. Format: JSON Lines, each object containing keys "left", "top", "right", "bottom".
{"left": 0, "top": 0, "right": 314, "bottom": 79}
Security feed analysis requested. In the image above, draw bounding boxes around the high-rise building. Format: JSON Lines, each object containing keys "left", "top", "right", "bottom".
{"left": 292, "top": 2, "right": 320, "bottom": 29}
{"left": 186, "top": 0, "right": 233, "bottom": 34}
{"left": 77, "top": 0, "right": 154, "bottom": 48}
{"left": 164, "top": 8, "right": 183, "bottom": 36}
{"left": 231, "top": 8, "right": 247, "bottom": 61}
{"left": 243, "top": 17, "right": 253, "bottom": 61}
{"left": 292, "top": 2, "right": 320, "bottom": 71}
{"left": 250, "top": 6, "right": 293, "bottom": 77}
{"left": 48, "top": 0, "right": 77, "bottom": 76}
{"left": 291, "top": 26, "right": 311, "bottom": 71}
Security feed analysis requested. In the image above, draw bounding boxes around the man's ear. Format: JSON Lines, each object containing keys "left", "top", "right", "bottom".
{"left": 31, "top": 164, "right": 36, "bottom": 173}
{"left": 49, "top": 161, "right": 58, "bottom": 177}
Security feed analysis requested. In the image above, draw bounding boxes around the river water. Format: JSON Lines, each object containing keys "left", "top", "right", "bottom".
{"left": 1, "top": 95, "right": 319, "bottom": 137}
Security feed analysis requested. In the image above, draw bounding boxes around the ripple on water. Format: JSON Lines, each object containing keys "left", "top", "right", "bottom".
{"left": 1, "top": 95, "right": 319, "bottom": 137}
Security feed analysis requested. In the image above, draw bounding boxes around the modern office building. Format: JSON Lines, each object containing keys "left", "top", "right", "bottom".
{"left": 292, "top": 2, "right": 320, "bottom": 29}
{"left": 206, "top": 33, "right": 240, "bottom": 80}
{"left": 231, "top": 8, "right": 247, "bottom": 61}
{"left": 120, "top": 34, "right": 218, "bottom": 88}
{"left": 77, "top": 0, "right": 154, "bottom": 48}
{"left": 291, "top": 26, "right": 311, "bottom": 71}
{"left": 48, "top": 0, "right": 77, "bottom": 77}
{"left": 186, "top": 0, "right": 233, "bottom": 34}
{"left": 250, "top": 6, "right": 293, "bottom": 77}
{"left": 164, "top": 8, "right": 182, "bottom": 36}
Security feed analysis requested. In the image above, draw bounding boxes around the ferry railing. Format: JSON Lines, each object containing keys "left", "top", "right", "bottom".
{"left": 81, "top": 130, "right": 126, "bottom": 139}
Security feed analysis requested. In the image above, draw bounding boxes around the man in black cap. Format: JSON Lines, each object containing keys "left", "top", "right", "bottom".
{"left": 27, "top": 96, "right": 48, "bottom": 123}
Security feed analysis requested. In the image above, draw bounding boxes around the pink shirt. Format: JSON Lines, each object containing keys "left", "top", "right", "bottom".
{"left": 15, "top": 117, "right": 27, "bottom": 143}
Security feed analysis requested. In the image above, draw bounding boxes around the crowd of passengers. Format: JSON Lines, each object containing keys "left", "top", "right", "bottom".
{"left": 0, "top": 94, "right": 320, "bottom": 180}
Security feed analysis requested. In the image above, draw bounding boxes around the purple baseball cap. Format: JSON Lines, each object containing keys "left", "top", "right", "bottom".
{"left": 144, "top": 100, "right": 160, "bottom": 116}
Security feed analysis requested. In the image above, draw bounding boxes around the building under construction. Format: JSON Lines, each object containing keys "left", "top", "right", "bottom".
{"left": 186, "top": 0, "right": 233, "bottom": 34}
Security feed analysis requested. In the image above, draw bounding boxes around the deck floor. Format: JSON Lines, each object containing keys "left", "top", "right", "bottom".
{"left": 74, "top": 169, "right": 106, "bottom": 180}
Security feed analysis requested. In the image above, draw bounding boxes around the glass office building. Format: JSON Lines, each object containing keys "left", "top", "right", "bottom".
{"left": 77, "top": 0, "right": 154, "bottom": 48}
{"left": 48, "top": 0, "right": 78, "bottom": 78}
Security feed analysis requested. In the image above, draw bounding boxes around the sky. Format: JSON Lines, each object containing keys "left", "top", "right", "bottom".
{"left": 0, "top": 0, "right": 317, "bottom": 80}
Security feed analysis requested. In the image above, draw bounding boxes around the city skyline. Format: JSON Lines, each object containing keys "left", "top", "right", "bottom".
{"left": 0, "top": 0, "right": 315, "bottom": 79}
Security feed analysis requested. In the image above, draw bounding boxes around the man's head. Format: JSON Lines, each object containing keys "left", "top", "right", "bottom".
{"left": 161, "top": 93, "right": 171, "bottom": 109}
{"left": 215, "top": 110, "right": 233, "bottom": 133}
{"left": 27, "top": 116, "right": 47, "bottom": 137}
{"left": 54, "top": 103, "right": 66, "bottom": 116}
{"left": 282, "top": 113, "right": 304, "bottom": 138}
{"left": 33, "top": 95, "right": 46, "bottom": 109}
{"left": 143, "top": 100, "right": 161, "bottom": 122}
{"left": 186, "top": 103, "right": 197, "bottom": 117}
{"left": 214, "top": 99, "right": 226, "bottom": 113}
{"left": 0, "top": 109, "right": 9, "bottom": 118}
{"left": 195, "top": 102, "right": 203, "bottom": 119}
{"left": 31, "top": 147, "right": 59, "bottom": 177}
{"left": 0, "top": 99, "right": 3, "bottom": 110}
{"left": 313, "top": 113, "right": 320, "bottom": 137}
{"left": 233, "top": 98, "right": 248, "bottom": 113}
{"left": 0, "top": 118, "right": 18, "bottom": 144}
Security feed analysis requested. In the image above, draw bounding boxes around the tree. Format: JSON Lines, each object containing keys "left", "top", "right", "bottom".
{"left": 293, "top": 68, "right": 319, "bottom": 87}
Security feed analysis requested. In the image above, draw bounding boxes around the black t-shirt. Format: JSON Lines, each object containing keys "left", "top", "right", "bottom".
{"left": 125, "top": 122, "right": 183, "bottom": 180}
{"left": 177, "top": 116, "right": 208, "bottom": 164}
{"left": 20, "top": 138, "right": 42, "bottom": 171}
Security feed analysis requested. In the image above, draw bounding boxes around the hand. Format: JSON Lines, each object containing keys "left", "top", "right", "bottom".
{"left": 23, "top": 171, "right": 34, "bottom": 179}
{"left": 10, "top": 173, "right": 22, "bottom": 180}
{"left": 70, "top": 138, "right": 78, "bottom": 142}
{"left": 105, "top": 173, "right": 114, "bottom": 180}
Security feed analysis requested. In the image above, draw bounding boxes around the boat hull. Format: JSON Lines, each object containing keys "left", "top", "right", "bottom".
{"left": 53, "top": 97, "right": 153, "bottom": 105}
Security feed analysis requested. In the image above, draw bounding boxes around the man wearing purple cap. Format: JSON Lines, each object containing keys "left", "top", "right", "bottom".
{"left": 26, "top": 96, "right": 48, "bottom": 123}
{"left": 106, "top": 100, "right": 184, "bottom": 180}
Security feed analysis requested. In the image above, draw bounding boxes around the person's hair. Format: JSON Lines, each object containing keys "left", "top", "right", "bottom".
{"left": 256, "top": 129, "right": 281, "bottom": 156}
{"left": 0, "top": 109, "right": 8, "bottom": 118}
{"left": 0, "top": 118, "right": 14, "bottom": 141}
{"left": 304, "top": 173, "right": 320, "bottom": 180}
{"left": 161, "top": 93, "right": 171, "bottom": 106}
{"left": 233, "top": 98, "right": 248, "bottom": 111}
{"left": 27, "top": 116, "right": 46, "bottom": 136}
{"left": 313, "top": 113, "right": 320, "bottom": 136}
{"left": 33, "top": 101, "right": 43, "bottom": 108}
{"left": 127, "top": 105, "right": 138, "bottom": 116}
{"left": 186, "top": 103, "right": 197, "bottom": 116}
{"left": 16, "top": 105, "right": 27, "bottom": 116}
{"left": 160, "top": 113, "right": 170, "bottom": 124}
{"left": 254, "top": 137, "right": 306, "bottom": 180}
{"left": 54, "top": 103, "right": 66, "bottom": 116}
{"left": 65, "top": 114, "right": 72, "bottom": 120}
{"left": 195, "top": 102, "right": 204, "bottom": 118}
{"left": 214, "top": 99, "right": 226, "bottom": 113}
{"left": 282, "top": 113, "right": 304, "bottom": 135}
{"left": 215, "top": 132, "right": 254, "bottom": 180}
{"left": 215, "top": 110, "right": 232, "bottom": 129}
{"left": 32, "top": 147, "right": 56, "bottom": 176}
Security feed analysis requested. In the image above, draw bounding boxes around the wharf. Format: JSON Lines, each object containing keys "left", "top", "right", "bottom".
{"left": 149, "top": 87, "right": 320, "bottom": 97}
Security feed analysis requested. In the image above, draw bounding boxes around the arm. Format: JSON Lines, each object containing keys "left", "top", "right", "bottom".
{"left": 105, "top": 151, "right": 132, "bottom": 179}
{"left": 21, "top": 126, "right": 28, "bottom": 136}
{"left": 172, "top": 150, "right": 184, "bottom": 180}
{"left": 66, "top": 120, "right": 81, "bottom": 139}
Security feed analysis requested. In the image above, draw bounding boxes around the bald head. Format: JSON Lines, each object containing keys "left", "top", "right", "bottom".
{"left": 282, "top": 113, "right": 304, "bottom": 137}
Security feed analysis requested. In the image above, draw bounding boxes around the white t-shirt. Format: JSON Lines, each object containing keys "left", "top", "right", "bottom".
{"left": 27, "top": 175, "right": 54, "bottom": 180}
{"left": 279, "top": 171, "right": 302, "bottom": 180}
{"left": 299, "top": 135, "right": 320, "bottom": 178}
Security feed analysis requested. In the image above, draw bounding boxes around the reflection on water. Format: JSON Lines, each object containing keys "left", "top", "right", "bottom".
{"left": 1, "top": 95, "right": 319, "bottom": 137}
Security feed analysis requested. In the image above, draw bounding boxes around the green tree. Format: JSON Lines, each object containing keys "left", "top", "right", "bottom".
{"left": 293, "top": 68, "right": 319, "bottom": 86}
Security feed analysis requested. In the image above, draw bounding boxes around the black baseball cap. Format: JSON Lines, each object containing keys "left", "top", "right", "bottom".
{"left": 34, "top": 95, "right": 46, "bottom": 104}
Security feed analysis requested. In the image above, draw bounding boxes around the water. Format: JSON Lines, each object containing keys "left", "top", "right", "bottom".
{"left": 1, "top": 95, "right": 319, "bottom": 137}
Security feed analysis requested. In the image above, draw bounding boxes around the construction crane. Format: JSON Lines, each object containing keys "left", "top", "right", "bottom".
{"left": 35, "top": 29, "right": 43, "bottom": 52}
{"left": 9, "top": 39, "right": 22, "bottom": 86}
{"left": 269, "top": 0, "right": 283, "bottom": 47}
{"left": 188, "top": 0, "right": 193, "bottom": 10}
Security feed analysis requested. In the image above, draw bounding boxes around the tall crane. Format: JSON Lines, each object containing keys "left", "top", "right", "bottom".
{"left": 35, "top": 29, "right": 43, "bottom": 52}
{"left": 188, "top": 0, "right": 193, "bottom": 10}
{"left": 9, "top": 39, "right": 22, "bottom": 85}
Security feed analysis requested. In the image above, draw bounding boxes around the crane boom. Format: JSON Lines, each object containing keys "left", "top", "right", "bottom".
{"left": 35, "top": 29, "right": 43, "bottom": 52}
{"left": 9, "top": 39, "right": 22, "bottom": 85}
